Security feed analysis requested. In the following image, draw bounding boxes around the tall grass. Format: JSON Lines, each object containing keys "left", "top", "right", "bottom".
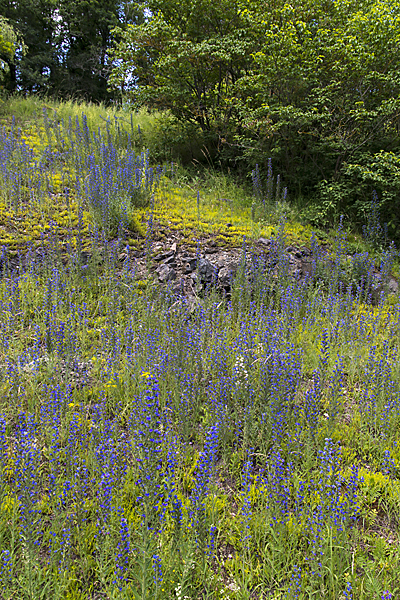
{"left": 0, "top": 100, "right": 316, "bottom": 255}
{"left": 0, "top": 95, "right": 158, "bottom": 138}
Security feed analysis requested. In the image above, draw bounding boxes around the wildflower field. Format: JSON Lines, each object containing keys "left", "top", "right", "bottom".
{"left": 0, "top": 98, "right": 399, "bottom": 600}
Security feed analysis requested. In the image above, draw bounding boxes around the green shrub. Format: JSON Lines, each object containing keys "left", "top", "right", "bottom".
{"left": 313, "top": 151, "right": 400, "bottom": 241}
{"left": 144, "top": 111, "right": 206, "bottom": 165}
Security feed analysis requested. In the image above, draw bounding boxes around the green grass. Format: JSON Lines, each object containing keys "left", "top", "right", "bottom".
{"left": 0, "top": 95, "right": 158, "bottom": 138}
{"left": 0, "top": 96, "right": 341, "bottom": 254}
{"left": 0, "top": 96, "right": 398, "bottom": 600}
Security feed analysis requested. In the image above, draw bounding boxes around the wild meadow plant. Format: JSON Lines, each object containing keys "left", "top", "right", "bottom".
{"left": 0, "top": 109, "right": 157, "bottom": 251}
{"left": 0, "top": 106, "right": 399, "bottom": 599}
{"left": 251, "top": 160, "right": 289, "bottom": 224}
{"left": 0, "top": 230, "right": 399, "bottom": 598}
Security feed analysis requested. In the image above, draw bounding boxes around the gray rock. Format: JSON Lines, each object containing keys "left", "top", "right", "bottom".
{"left": 182, "top": 257, "right": 197, "bottom": 274}
{"left": 157, "top": 264, "right": 176, "bottom": 282}
{"left": 371, "top": 273, "right": 399, "bottom": 303}
{"left": 162, "top": 254, "right": 177, "bottom": 266}
{"left": 389, "top": 276, "right": 399, "bottom": 295}
{"left": 218, "top": 266, "right": 232, "bottom": 288}
{"left": 258, "top": 237, "right": 271, "bottom": 246}
{"left": 155, "top": 250, "right": 174, "bottom": 262}
{"left": 198, "top": 258, "right": 218, "bottom": 283}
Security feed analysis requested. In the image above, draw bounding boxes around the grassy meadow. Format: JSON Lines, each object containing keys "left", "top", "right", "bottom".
{"left": 0, "top": 96, "right": 398, "bottom": 600}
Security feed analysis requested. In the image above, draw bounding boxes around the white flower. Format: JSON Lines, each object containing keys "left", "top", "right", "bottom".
{"left": 234, "top": 354, "right": 248, "bottom": 382}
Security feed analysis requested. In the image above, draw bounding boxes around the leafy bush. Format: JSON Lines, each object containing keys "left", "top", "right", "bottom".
{"left": 144, "top": 111, "right": 207, "bottom": 165}
{"left": 313, "top": 151, "right": 400, "bottom": 242}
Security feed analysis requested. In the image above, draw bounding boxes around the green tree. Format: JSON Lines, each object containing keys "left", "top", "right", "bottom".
{"left": 54, "top": 0, "right": 121, "bottom": 101}
{"left": 0, "top": 0, "right": 56, "bottom": 93}
{"left": 0, "top": 14, "right": 26, "bottom": 90}
{"left": 110, "top": 0, "right": 259, "bottom": 150}
{"left": 112, "top": 0, "right": 400, "bottom": 232}
{"left": 0, "top": 0, "right": 145, "bottom": 100}
{"left": 233, "top": 0, "right": 400, "bottom": 199}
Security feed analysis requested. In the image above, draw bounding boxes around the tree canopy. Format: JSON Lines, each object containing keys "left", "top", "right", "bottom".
{"left": 110, "top": 0, "right": 258, "bottom": 133}
{"left": 111, "top": 0, "right": 400, "bottom": 232}
{"left": 0, "top": 0, "right": 145, "bottom": 100}
{"left": 0, "top": 15, "right": 25, "bottom": 87}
